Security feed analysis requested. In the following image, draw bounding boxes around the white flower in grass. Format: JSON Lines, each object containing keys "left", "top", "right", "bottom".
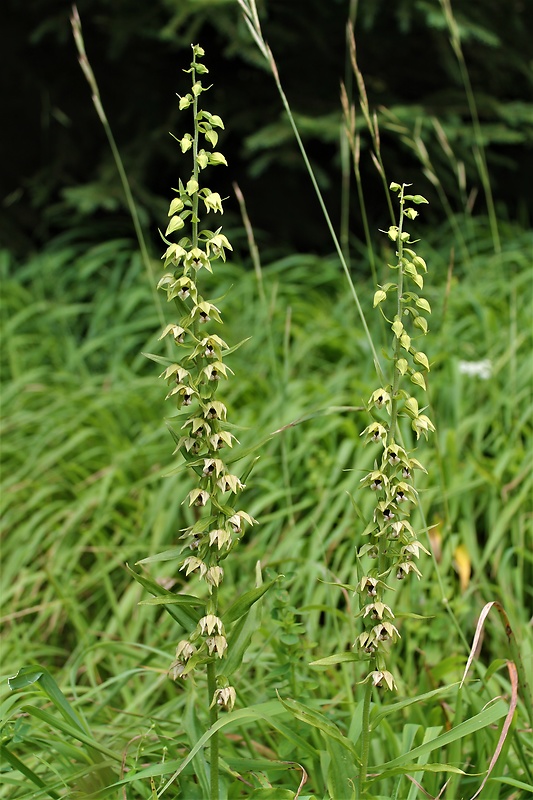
{"left": 411, "top": 413, "right": 435, "bottom": 440}
{"left": 213, "top": 686, "right": 236, "bottom": 711}
{"left": 356, "top": 631, "right": 377, "bottom": 654}
{"left": 358, "top": 576, "right": 379, "bottom": 597}
{"left": 396, "top": 560, "right": 423, "bottom": 580}
{"left": 205, "top": 566, "right": 224, "bottom": 587}
{"left": 402, "top": 540, "right": 430, "bottom": 559}
{"left": 384, "top": 444, "right": 409, "bottom": 467}
{"left": 217, "top": 474, "right": 245, "bottom": 493}
{"left": 206, "top": 635, "right": 228, "bottom": 658}
{"left": 159, "top": 323, "right": 187, "bottom": 344}
{"left": 203, "top": 458, "right": 225, "bottom": 477}
{"left": 209, "top": 528, "right": 232, "bottom": 550}
{"left": 368, "top": 387, "right": 391, "bottom": 411}
{"left": 360, "top": 422, "right": 387, "bottom": 445}
{"left": 372, "top": 621, "right": 400, "bottom": 643}
{"left": 180, "top": 557, "right": 207, "bottom": 578}
{"left": 203, "top": 191, "right": 223, "bottom": 214}
{"left": 199, "top": 614, "right": 224, "bottom": 636}
{"left": 227, "top": 510, "right": 256, "bottom": 533}
{"left": 458, "top": 359, "right": 492, "bottom": 380}
{"left": 360, "top": 470, "right": 388, "bottom": 492}
{"left": 187, "top": 488, "right": 210, "bottom": 507}
{"left": 169, "top": 661, "right": 187, "bottom": 681}
{"left": 369, "top": 670, "right": 397, "bottom": 691}
{"left": 362, "top": 601, "right": 394, "bottom": 621}
{"left": 175, "top": 640, "right": 195, "bottom": 661}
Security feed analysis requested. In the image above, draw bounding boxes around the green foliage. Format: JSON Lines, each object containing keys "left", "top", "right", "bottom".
{"left": 3, "top": 0, "right": 532, "bottom": 253}
{"left": 2, "top": 3, "right": 532, "bottom": 795}
{"left": 1, "top": 213, "right": 531, "bottom": 795}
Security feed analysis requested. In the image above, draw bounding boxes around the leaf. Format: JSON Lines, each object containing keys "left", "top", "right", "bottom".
{"left": 142, "top": 351, "right": 174, "bottom": 367}
{"left": 223, "top": 576, "right": 280, "bottom": 625}
{"left": 9, "top": 666, "right": 89, "bottom": 734}
{"left": 125, "top": 565, "right": 202, "bottom": 628}
{"left": 108, "top": 700, "right": 316, "bottom": 793}
{"left": 139, "top": 594, "right": 204, "bottom": 608}
{"left": 372, "top": 683, "right": 460, "bottom": 726}
{"left": 378, "top": 699, "right": 508, "bottom": 771}
{"left": 310, "top": 652, "right": 359, "bottom": 667}
{"left": 19, "top": 706, "right": 120, "bottom": 764}
{"left": 0, "top": 743, "right": 61, "bottom": 800}
{"left": 326, "top": 739, "right": 357, "bottom": 800}
{"left": 136, "top": 548, "right": 184, "bottom": 565}
{"left": 278, "top": 696, "right": 361, "bottom": 762}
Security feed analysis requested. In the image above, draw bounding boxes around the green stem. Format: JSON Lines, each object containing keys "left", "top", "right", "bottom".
{"left": 207, "top": 660, "right": 219, "bottom": 800}
{"left": 192, "top": 57, "right": 200, "bottom": 251}
{"left": 388, "top": 184, "right": 406, "bottom": 443}
{"left": 358, "top": 679, "right": 373, "bottom": 796}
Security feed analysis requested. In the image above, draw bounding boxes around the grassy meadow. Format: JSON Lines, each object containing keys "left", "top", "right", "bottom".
{"left": 1, "top": 206, "right": 532, "bottom": 797}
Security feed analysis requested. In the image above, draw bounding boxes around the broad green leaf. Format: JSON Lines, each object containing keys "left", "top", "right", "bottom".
{"left": 310, "top": 652, "right": 359, "bottom": 667}
{"left": 137, "top": 548, "right": 184, "bottom": 564}
{"left": 223, "top": 576, "right": 280, "bottom": 624}
{"left": 142, "top": 351, "right": 174, "bottom": 367}
{"left": 139, "top": 594, "right": 204, "bottom": 608}
{"left": 278, "top": 696, "right": 361, "bottom": 762}
{"left": 326, "top": 739, "right": 357, "bottom": 800}
{"left": 126, "top": 565, "right": 202, "bottom": 628}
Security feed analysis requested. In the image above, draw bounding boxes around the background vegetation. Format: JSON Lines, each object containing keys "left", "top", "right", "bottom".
{"left": 1, "top": 0, "right": 532, "bottom": 797}
{"left": 3, "top": 0, "right": 533, "bottom": 255}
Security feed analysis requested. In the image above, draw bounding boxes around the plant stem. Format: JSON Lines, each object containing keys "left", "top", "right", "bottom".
{"left": 207, "top": 660, "right": 219, "bottom": 800}
{"left": 388, "top": 186, "right": 406, "bottom": 443}
{"left": 192, "top": 60, "right": 200, "bottom": 251}
{"left": 358, "top": 679, "right": 373, "bottom": 796}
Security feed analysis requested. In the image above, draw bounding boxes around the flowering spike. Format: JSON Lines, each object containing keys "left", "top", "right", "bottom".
{"left": 355, "top": 183, "right": 434, "bottom": 691}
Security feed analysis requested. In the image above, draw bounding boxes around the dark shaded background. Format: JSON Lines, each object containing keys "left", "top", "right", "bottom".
{"left": 2, "top": 0, "right": 532, "bottom": 258}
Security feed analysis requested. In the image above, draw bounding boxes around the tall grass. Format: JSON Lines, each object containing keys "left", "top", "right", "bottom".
{"left": 1, "top": 211, "right": 531, "bottom": 796}
{"left": 1, "top": 1, "right": 532, "bottom": 795}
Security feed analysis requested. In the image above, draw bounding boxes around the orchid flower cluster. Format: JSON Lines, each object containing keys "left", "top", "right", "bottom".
{"left": 356, "top": 182, "right": 434, "bottom": 691}
{"left": 158, "top": 45, "right": 255, "bottom": 710}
